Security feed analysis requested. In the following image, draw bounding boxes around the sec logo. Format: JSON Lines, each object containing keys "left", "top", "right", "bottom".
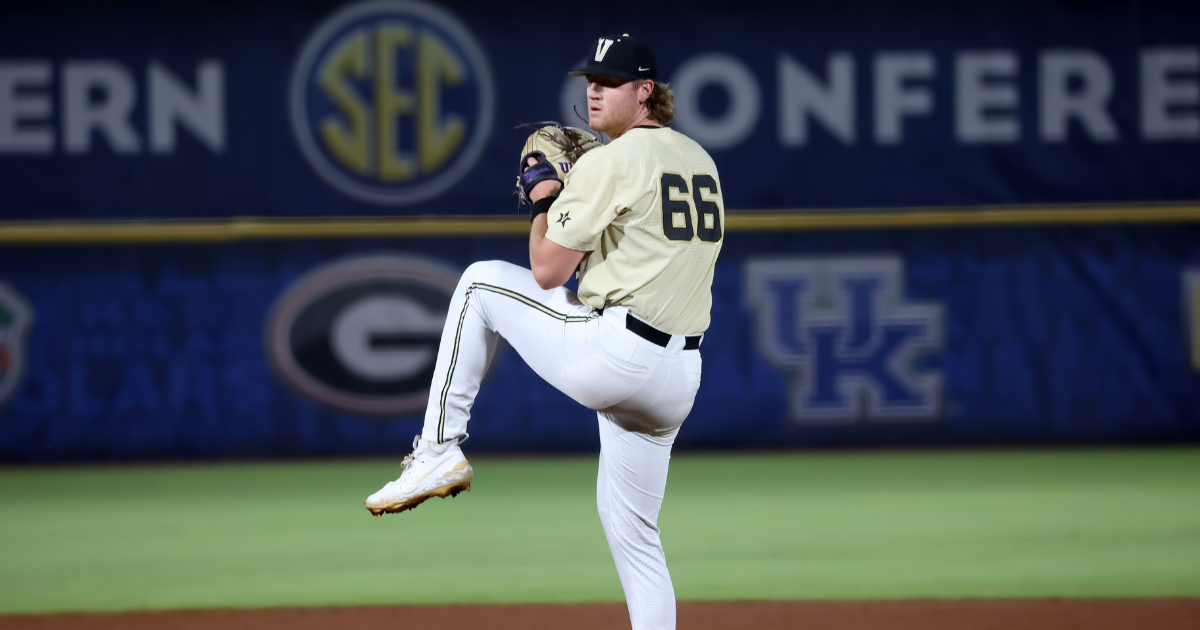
{"left": 266, "top": 255, "right": 460, "bottom": 416}
{"left": 289, "top": 0, "right": 495, "bottom": 205}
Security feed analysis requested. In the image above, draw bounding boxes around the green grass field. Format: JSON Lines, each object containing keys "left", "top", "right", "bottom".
{"left": 1, "top": 449, "right": 1198, "bottom": 614}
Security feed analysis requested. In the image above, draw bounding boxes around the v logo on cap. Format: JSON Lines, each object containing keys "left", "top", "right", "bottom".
{"left": 570, "top": 33, "right": 659, "bottom": 82}
{"left": 595, "top": 38, "right": 615, "bottom": 61}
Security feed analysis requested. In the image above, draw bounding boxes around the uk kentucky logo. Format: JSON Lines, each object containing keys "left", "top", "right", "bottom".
{"left": 745, "top": 257, "right": 943, "bottom": 424}
{"left": 0, "top": 284, "right": 32, "bottom": 408}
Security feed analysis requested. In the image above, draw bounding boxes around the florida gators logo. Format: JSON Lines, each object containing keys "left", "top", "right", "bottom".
{"left": 290, "top": 0, "right": 495, "bottom": 205}
{"left": 0, "top": 284, "right": 32, "bottom": 409}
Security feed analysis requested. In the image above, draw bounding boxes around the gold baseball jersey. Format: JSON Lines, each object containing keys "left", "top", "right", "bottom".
{"left": 545, "top": 126, "right": 724, "bottom": 335}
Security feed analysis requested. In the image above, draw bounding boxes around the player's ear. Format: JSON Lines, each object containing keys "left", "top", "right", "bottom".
{"left": 640, "top": 80, "right": 655, "bottom": 105}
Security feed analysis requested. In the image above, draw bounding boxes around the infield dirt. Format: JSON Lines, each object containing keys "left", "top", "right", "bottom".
{"left": 2, "top": 599, "right": 1198, "bottom": 630}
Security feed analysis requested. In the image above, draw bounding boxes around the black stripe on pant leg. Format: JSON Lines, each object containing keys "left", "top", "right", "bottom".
{"left": 470, "top": 282, "right": 598, "bottom": 322}
{"left": 437, "top": 286, "right": 474, "bottom": 444}
{"left": 435, "top": 282, "right": 597, "bottom": 442}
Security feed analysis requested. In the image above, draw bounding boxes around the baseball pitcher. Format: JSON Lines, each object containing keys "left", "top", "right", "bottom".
{"left": 366, "top": 33, "right": 724, "bottom": 630}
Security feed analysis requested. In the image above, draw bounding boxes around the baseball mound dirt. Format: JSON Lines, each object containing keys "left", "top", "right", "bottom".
{"left": 2, "top": 599, "right": 1198, "bottom": 630}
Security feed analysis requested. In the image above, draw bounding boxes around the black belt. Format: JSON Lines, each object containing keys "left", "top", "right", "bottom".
{"left": 624, "top": 312, "right": 702, "bottom": 350}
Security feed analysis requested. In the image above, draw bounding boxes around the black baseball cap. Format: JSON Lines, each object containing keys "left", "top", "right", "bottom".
{"left": 568, "top": 33, "right": 658, "bottom": 82}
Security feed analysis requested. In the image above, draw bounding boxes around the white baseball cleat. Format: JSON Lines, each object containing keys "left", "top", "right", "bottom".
{"left": 365, "top": 434, "right": 473, "bottom": 516}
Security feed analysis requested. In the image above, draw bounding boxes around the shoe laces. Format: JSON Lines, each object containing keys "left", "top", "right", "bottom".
{"left": 396, "top": 433, "right": 469, "bottom": 479}
{"left": 397, "top": 435, "right": 421, "bottom": 473}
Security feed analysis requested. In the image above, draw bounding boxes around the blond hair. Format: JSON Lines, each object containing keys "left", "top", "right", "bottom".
{"left": 644, "top": 81, "right": 675, "bottom": 125}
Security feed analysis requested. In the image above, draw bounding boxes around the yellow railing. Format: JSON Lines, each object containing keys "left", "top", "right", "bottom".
{"left": 1, "top": 201, "right": 1198, "bottom": 245}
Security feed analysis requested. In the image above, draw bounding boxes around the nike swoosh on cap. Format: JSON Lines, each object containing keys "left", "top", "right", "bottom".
{"left": 639, "top": 66, "right": 651, "bottom": 71}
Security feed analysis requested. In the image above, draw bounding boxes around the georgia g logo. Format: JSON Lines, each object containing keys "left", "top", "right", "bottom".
{"left": 0, "top": 284, "right": 32, "bottom": 409}
{"left": 266, "top": 255, "right": 460, "bottom": 416}
{"left": 290, "top": 0, "right": 495, "bottom": 205}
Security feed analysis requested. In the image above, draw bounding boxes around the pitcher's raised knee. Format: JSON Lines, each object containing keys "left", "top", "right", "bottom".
{"left": 457, "top": 260, "right": 508, "bottom": 290}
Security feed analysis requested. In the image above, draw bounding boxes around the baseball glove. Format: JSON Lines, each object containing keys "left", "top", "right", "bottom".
{"left": 515, "top": 122, "right": 603, "bottom": 205}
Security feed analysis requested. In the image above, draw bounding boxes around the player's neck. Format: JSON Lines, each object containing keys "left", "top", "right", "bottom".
{"left": 608, "top": 111, "right": 660, "bottom": 140}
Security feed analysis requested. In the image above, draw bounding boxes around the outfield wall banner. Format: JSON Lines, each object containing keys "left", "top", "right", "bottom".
{"left": 2, "top": 225, "right": 1199, "bottom": 461}
{"left": 0, "top": 0, "right": 1198, "bottom": 221}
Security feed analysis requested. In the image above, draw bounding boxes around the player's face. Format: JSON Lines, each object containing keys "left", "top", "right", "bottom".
{"left": 585, "top": 74, "right": 645, "bottom": 135}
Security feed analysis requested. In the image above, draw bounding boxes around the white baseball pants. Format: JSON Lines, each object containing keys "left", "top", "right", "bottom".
{"left": 420, "top": 260, "right": 702, "bottom": 630}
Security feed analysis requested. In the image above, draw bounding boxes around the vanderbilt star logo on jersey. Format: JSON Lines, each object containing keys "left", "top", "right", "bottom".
{"left": 556, "top": 211, "right": 571, "bottom": 227}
